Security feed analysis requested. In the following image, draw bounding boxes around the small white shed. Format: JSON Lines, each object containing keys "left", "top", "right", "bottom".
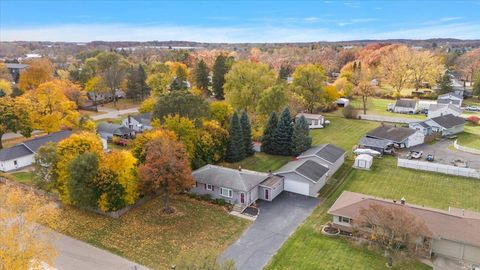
{"left": 353, "top": 154, "right": 373, "bottom": 170}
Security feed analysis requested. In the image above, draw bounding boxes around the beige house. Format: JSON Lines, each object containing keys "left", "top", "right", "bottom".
{"left": 328, "top": 191, "right": 480, "bottom": 267}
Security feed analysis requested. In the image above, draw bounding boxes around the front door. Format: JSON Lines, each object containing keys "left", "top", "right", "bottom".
{"left": 265, "top": 189, "right": 269, "bottom": 200}
{"left": 240, "top": 193, "right": 245, "bottom": 204}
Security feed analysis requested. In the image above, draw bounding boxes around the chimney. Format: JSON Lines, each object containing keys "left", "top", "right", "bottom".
{"left": 268, "top": 169, "right": 272, "bottom": 176}
{"left": 238, "top": 166, "right": 242, "bottom": 171}
{"left": 400, "top": 197, "right": 406, "bottom": 205}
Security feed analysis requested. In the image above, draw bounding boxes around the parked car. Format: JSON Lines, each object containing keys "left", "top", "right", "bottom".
{"left": 465, "top": 106, "right": 480, "bottom": 112}
{"left": 407, "top": 151, "right": 423, "bottom": 160}
{"left": 426, "top": 154, "right": 434, "bottom": 162}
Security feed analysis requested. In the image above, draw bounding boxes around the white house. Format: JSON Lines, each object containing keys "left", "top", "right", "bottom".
{"left": 296, "top": 113, "right": 325, "bottom": 129}
{"left": 353, "top": 154, "right": 373, "bottom": 170}
{"left": 418, "top": 114, "right": 466, "bottom": 136}
{"left": 122, "top": 113, "right": 153, "bottom": 132}
{"left": 361, "top": 125, "right": 424, "bottom": 151}
{"left": 390, "top": 99, "right": 419, "bottom": 114}
{"left": 427, "top": 104, "right": 462, "bottom": 118}
{"left": 0, "top": 131, "right": 72, "bottom": 172}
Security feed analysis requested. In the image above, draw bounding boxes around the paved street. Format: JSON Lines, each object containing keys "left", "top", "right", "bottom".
{"left": 53, "top": 230, "right": 150, "bottom": 270}
{"left": 221, "top": 192, "right": 319, "bottom": 270}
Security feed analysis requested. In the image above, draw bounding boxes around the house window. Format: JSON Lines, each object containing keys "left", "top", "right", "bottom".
{"left": 206, "top": 184, "right": 213, "bottom": 191}
{"left": 339, "top": 216, "right": 350, "bottom": 223}
{"left": 220, "top": 187, "right": 233, "bottom": 198}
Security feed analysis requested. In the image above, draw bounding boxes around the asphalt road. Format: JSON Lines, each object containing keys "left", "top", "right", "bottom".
{"left": 220, "top": 192, "right": 319, "bottom": 270}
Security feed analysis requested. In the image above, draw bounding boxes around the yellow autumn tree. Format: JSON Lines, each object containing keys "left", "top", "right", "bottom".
{"left": 131, "top": 129, "right": 177, "bottom": 163}
{"left": 0, "top": 185, "right": 58, "bottom": 270}
{"left": 103, "top": 150, "right": 138, "bottom": 205}
{"left": 18, "top": 58, "right": 54, "bottom": 92}
{"left": 0, "top": 79, "right": 12, "bottom": 96}
{"left": 55, "top": 132, "right": 103, "bottom": 203}
{"left": 26, "top": 80, "right": 80, "bottom": 133}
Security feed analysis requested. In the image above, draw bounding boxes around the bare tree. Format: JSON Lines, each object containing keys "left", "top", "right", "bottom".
{"left": 353, "top": 203, "right": 431, "bottom": 267}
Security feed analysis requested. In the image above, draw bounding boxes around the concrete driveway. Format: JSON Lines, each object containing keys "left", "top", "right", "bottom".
{"left": 221, "top": 192, "right": 319, "bottom": 270}
{"left": 407, "top": 139, "right": 480, "bottom": 169}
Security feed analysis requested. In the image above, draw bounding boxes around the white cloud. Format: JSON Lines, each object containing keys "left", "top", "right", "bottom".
{"left": 1, "top": 22, "right": 479, "bottom": 43}
{"left": 440, "top": 17, "right": 462, "bottom": 22}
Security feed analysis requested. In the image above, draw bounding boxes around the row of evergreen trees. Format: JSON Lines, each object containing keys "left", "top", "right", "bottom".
{"left": 225, "top": 111, "right": 255, "bottom": 162}
{"left": 261, "top": 108, "right": 312, "bottom": 156}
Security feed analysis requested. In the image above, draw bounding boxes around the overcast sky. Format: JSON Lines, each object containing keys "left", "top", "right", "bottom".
{"left": 1, "top": 0, "right": 480, "bottom": 42}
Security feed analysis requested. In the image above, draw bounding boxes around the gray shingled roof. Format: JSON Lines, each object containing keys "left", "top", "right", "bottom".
{"left": 23, "top": 130, "right": 72, "bottom": 152}
{"left": 297, "top": 144, "right": 345, "bottom": 164}
{"left": 428, "top": 104, "right": 462, "bottom": 114}
{"left": 0, "top": 144, "right": 33, "bottom": 161}
{"left": 438, "top": 92, "right": 463, "bottom": 100}
{"left": 359, "top": 136, "right": 393, "bottom": 149}
{"left": 366, "top": 125, "right": 416, "bottom": 143}
{"left": 0, "top": 131, "right": 72, "bottom": 161}
{"left": 97, "top": 123, "right": 133, "bottom": 136}
{"left": 5, "top": 63, "right": 28, "bottom": 69}
{"left": 192, "top": 165, "right": 269, "bottom": 192}
{"left": 430, "top": 114, "right": 466, "bottom": 129}
{"left": 132, "top": 113, "right": 152, "bottom": 125}
{"left": 437, "top": 99, "right": 461, "bottom": 106}
{"left": 277, "top": 159, "right": 329, "bottom": 183}
{"left": 395, "top": 99, "right": 417, "bottom": 108}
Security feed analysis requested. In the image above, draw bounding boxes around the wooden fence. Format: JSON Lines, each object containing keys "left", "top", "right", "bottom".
{"left": 397, "top": 158, "right": 480, "bottom": 179}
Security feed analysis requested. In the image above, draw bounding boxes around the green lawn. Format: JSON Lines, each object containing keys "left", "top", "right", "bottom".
{"left": 266, "top": 154, "right": 480, "bottom": 270}
{"left": 219, "top": 152, "right": 292, "bottom": 172}
{"left": 50, "top": 195, "right": 249, "bottom": 270}
{"left": 311, "top": 116, "right": 379, "bottom": 150}
{"left": 10, "top": 171, "right": 36, "bottom": 185}
{"left": 456, "top": 124, "right": 480, "bottom": 150}
{"left": 350, "top": 98, "right": 426, "bottom": 120}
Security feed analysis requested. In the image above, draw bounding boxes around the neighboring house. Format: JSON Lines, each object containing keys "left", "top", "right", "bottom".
{"left": 427, "top": 104, "right": 462, "bottom": 118}
{"left": 411, "top": 114, "right": 466, "bottom": 137}
{"left": 122, "top": 113, "right": 153, "bottom": 132}
{"left": 296, "top": 113, "right": 325, "bottom": 129}
{"left": 5, "top": 63, "right": 28, "bottom": 83}
{"left": 297, "top": 144, "right": 346, "bottom": 175}
{"left": 87, "top": 90, "right": 125, "bottom": 103}
{"left": 0, "top": 131, "right": 72, "bottom": 172}
{"left": 360, "top": 125, "right": 424, "bottom": 153}
{"left": 418, "top": 100, "right": 437, "bottom": 112}
{"left": 390, "top": 99, "right": 419, "bottom": 114}
{"left": 328, "top": 191, "right": 480, "bottom": 266}
{"left": 437, "top": 93, "right": 463, "bottom": 107}
{"left": 191, "top": 165, "right": 284, "bottom": 211}
{"left": 97, "top": 123, "right": 135, "bottom": 140}
{"left": 276, "top": 159, "right": 329, "bottom": 197}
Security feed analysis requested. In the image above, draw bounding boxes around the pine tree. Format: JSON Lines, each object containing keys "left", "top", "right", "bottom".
{"left": 240, "top": 111, "right": 254, "bottom": 157}
{"left": 437, "top": 73, "right": 453, "bottom": 95}
{"left": 260, "top": 112, "right": 278, "bottom": 154}
{"left": 292, "top": 115, "right": 312, "bottom": 156}
{"left": 126, "top": 64, "right": 149, "bottom": 100}
{"left": 225, "top": 112, "right": 245, "bottom": 162}
{"left": 195, "top": 60, "right": 210, "bottom": 95}
{"left": 212, "top": 55, "right": 227, "bottom": 99}
{"left": 271, "top": 107, "right": 293, "bottom": 156}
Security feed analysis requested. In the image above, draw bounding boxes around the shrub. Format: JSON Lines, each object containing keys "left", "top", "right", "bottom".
{"left": 214, "top": 198, "right": 227, "bottom": 206}
{"left": 200, "top": 194, "right": 212, "bottom": 201}
{"left": 343, "top": 105, "right": 358, "bottom": 119}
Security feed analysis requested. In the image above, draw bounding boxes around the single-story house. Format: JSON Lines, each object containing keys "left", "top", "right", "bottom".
{"left": 87, "top": 90, "right": 125, "bottom": 103}
{"left": 97, "top": 123, "right": 135, "bottom": 141}
{"left": 5, "top": 63, "right": 28, "bottom": 83}
{"left": 276, "top": 159, "right": 329, "bottom": 197}
{"left": 328, "top": 191, "right": 480, "bottom": 266}
{"left": 360, "top": 125, "right": 424, "bottom": 152}
{"left": 296, "top": 113, "right": 325, "bottom": 129}
{"left": 427, "top": 104, "right": 462, "bottom": 119}
{"left": 437, "top": 93, "right": 463, "bottom": 107}
{"left": 191, "top": 165, "right": 284, "bottom": 210}
{"left": 410, "top": 114, "right": 466, "bottom": 137}
{"left": 389, "top": 99, "right": 419, "bottom": 114}
{"left": 418, "top": 100, "right": 437, "bottom": 111}
{"left": 296, "top": 144, "right": 346, "bottom": 175}
{"left": 353, "top": 154, "right": 373, "bottom": 170}
{"left": 0, "top": 130, "right": 72, "bottom": 172}
{"left": 122, "top": 113, "right": 153, "bottom": 132}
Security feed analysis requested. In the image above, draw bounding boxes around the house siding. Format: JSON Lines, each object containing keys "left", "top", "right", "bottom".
{"left": 190, "top": 181, "right": 258, "bottom": 206}
{"left": 259, "top": 179, "right": 284, "bottom": 201}
{"left": 0, "top": 154, "right": 35, "bottom": 172}
{"left": 432, "top": 239, "right": 480, "bottom": 265}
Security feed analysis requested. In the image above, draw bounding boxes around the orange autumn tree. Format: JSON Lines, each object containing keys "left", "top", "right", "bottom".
{"left": 138, "top": 136, "right": 193, "bottom": 214}
{"left": 18, "top": 58, "right": 54, "bottom": 93}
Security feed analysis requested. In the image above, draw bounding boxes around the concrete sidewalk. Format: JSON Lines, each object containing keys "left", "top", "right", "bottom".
{"left": 53, "top": 230, "right": 150, "bottom": 270}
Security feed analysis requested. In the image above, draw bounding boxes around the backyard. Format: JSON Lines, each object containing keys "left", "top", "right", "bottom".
{"left": 350, "top": 97, "right": 426, "bottom": 120}
{"left": 457, "top": 123, "right": 480, "bottom": 150}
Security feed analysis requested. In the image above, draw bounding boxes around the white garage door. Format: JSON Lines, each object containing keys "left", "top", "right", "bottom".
{"left": 284, "top": 179, "right": 310, "bottom": 196}
{"left": 432, "top": 239, "right": 463, "bottom": 259}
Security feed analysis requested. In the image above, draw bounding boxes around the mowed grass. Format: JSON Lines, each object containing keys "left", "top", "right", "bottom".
{"left": 50, "top": 195, "right": 249, "bottom": 270}
{"left": 267, "top": 120, "right": 480, "bottom": 270}
{"left": 311, "top": 116, "right": 379, "bottom": 150}
{"left": 456, "top": 124, "right": 480, "bottom": 149}
{"left": 350, "top": 98, "right": 426, "bottom": 120}
{"left": 10, "top": 171, "right": 36, "bottom": 185}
